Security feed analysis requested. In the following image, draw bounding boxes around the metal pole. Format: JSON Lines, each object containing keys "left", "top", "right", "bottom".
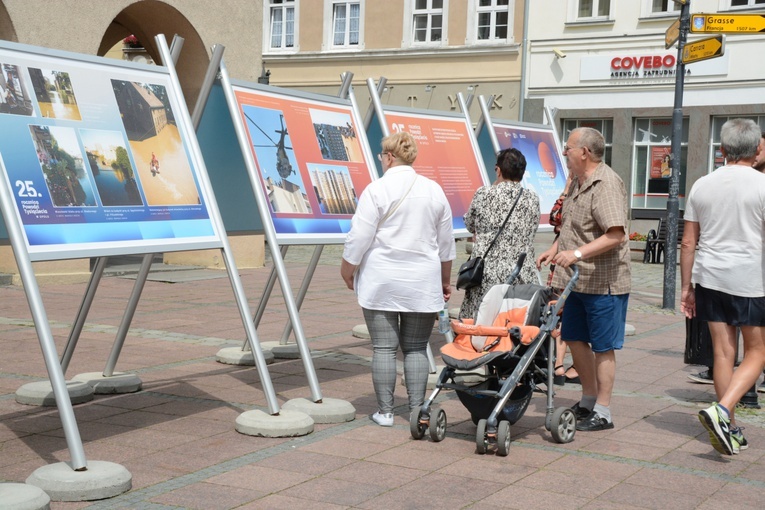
{"left": 155, "top": 35, "right": 281, "bottom": 413}
{"left": 103, "top": 253, "right": 154, "bottom": 376}
{"left": 473, "top": 95, "right": 494, "bottom": 137}
{"left": 60, "top": 257, "right": 107, "bottom": 373}
{"left": 169, "top": 35, "right": 184, "bottom": 64}
{"left": 279, "top": 245, "right": 323, "bottom": 345}
{"left": 478, "top": 95, "right": 501, "bottom": 153}
{"left": 363, "top": 77, "right": 387, "bottom": 130}
{"left": 0, "top": 156, "right": 87, "bottom": 469}
{"left": 240, "top": 244, "right": 287, "bottom": 351}
{"left": 663, "top": 2, "right": 690, "bottom": 310}
{"left": 367, "top": 77, "right": 391, "bottom": 137}
{"left": 217, "top": 56, "right": 323, "bottom": 403}
{"left": 191, "top": 44, "right": 226, "bottom": 130}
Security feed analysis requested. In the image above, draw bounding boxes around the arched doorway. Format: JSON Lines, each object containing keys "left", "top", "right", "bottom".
{"left": 0, "top": 2, "right": 18, "bottom": 42}
{"left": 97, "top": 0, "right": 209, "bottom": 110}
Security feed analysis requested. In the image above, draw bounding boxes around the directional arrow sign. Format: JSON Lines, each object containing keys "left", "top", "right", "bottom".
{"left": 682, "top": 35, "right": 725, "bottom": 64}
{"left": 666, "top": 18, "right": 681, "bottom": 49}
{"left": 691, "top": 13, "right": 765, "bottom": 33}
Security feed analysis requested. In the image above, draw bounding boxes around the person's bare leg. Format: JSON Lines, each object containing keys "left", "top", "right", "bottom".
{"left": 707, "top": 322, "right": 737, "bottom": 424}
{"left": 568, "top": 340, "right": 596, "bottom": 397}
{"left": 594, "top": 350, "right": 616, "bottom": 407}
{"left": 718, "top": 326, "right": 765, "bottom": 414}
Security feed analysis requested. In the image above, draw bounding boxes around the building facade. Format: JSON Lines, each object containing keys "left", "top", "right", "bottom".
{"left": 261, "top": 0, "right": 525, "bottom": 123}
{"left": 525, "top": 0, "right": 765, "bottom": 228}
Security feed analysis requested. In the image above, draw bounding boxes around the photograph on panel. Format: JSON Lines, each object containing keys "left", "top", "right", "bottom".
{"left": 309, "top": 108, "right": 362, "bottom": 163}
{"left": 242, "top": 104, "right": 312, "bottom": 214}
{"left": 80, "top": 128, "right": 144, "bottom": 207}
{"left": 307, "top": 163, "right": 357, "bottom": 215}
{"left": 0, "top": 63, "right": 34, "bottom": 116}
{"left": 29, "top": 124, "right": 97, "bottom": 207}
{"left": 28, "top": 68, "right": 81, "bottom": 120}
{"left": 110, "top": 80, "right": 200, "bottom": 206}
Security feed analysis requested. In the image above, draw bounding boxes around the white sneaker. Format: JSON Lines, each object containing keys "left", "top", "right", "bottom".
{"left": 372, "top": 411, "right": 394, "bottom": 427}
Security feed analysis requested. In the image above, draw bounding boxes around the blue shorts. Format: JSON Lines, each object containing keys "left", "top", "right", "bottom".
{"left": 695, "top": 285, "right": 765, "bottom": 327}
{"left": 560, "top": 291, "right": 629, "bottom": 353}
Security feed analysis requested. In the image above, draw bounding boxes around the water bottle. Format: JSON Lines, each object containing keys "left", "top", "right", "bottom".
{"left": 438, "top": 307, "right": 450, "bottom": 334}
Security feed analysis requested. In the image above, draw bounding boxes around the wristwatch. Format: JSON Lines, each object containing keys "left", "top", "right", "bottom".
{"left": 574, "top": 249, "right": 583, "bottom": 260}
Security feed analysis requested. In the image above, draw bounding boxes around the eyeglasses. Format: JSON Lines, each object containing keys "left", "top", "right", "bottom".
{"left": 377, "top": 152, "right": 392, "bottom": 161}
{"left": 563, "top": 145, "right": 581, "bottom": 153}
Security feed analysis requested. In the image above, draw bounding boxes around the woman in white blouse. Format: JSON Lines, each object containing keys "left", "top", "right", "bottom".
{"left": 341, "top": 131, "right": 456, "bottom": 427}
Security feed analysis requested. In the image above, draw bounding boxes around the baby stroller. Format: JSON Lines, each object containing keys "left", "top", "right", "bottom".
{"left": 410, "top": 253, "right": 580, "bottom": 455}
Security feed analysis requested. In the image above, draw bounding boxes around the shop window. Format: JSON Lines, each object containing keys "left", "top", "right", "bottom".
{"left": 562, "top": 119, "right": 613, "bottom": 167}
{"left": 710, "top": 115, "right": 765, "bottom": 171}
{"left": 266, "top": 0, "right": 298, "bottom": 52}
{"left": 632, "top": 118, "right": 688, "bottom": 210}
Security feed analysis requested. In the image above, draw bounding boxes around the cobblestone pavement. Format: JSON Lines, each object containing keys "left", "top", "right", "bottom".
{"left": 1, "top": 232, "right": 764, "bottom": 509}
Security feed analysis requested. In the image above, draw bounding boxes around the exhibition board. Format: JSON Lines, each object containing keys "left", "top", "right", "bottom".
{"left": 366, "top": 103, "right": 489, "bottom": 236}
{"left": 0, "top": 40, "right": 221, "bottom": 261}
{"left": 476, "top": 111, "right": 568, "bottom": 227}
{"left": 229, "top": 81, "right": 377, "bottom": 244}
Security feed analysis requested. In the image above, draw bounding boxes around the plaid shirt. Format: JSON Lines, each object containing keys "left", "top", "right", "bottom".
{"left": 551, "top": 162, "right": 631, "bottom": 295}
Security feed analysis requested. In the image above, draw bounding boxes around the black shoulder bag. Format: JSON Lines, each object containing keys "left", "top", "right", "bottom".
{"left": 456, "top": 189, "right": 523, "bottom": 291}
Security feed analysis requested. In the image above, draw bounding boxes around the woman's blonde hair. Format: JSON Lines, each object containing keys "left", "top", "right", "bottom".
{"left": 381, "top": 131, "right": 418, "bottom": 165}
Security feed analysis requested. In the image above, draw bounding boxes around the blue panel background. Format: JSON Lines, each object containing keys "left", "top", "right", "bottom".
{"left": 196, "top": 82, "right": 263, "bottom": 234}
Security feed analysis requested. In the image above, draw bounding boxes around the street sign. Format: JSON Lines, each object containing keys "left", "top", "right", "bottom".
{"left": 666, "top": 17, "right": 681, "bottom": 49}
{"left": 691, "top": 13, "right": 765, "bottom": 33}
{"left": 682, "top": 35, "right": 725, "bottom": 64}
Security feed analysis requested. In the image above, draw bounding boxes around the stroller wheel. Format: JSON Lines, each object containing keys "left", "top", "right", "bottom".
{"left": 429, "top": 408, "right": 447, "bottom": 442}
{"left": 551, "top": 407, "right": 576, "bottom": 444}
{"left": 475, "top": 419, "right": 488, "bottom": 454}
{"left": 410, "top": 408, "right": 427, "bottom": 440}
{"left": 496, "top": 420, "right": 511, "bottom": 456}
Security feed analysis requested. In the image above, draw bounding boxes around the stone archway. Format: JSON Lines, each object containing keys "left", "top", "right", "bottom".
{"left": 0, "top": 2, "right": 18, "bottom": 42}
{"left": 97, "top": 0, "right": 209, "bottom": 110}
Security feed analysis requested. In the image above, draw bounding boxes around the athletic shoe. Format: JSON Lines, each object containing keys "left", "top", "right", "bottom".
{"left": 731, "top": 427, "right": 748, "bottom": 454}
{"left": 698, "top": 403, "right": 733, "bottom": 455}
{"left": 688, "top": 369, "right": 714, "bottom": 384}
{"left": 371, "top": 411, "right": 394, "bottom": 427}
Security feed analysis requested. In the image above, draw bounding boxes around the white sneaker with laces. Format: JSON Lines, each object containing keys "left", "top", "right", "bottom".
{"left": 372, "top": 411, "right": 394, "bottom": 427}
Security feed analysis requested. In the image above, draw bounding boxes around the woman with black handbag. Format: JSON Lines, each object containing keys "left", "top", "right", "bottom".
{"left": 458, "top": 148, "right": 540, "bottom": 319}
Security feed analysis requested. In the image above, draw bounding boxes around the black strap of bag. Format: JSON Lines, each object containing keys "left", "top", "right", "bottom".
{"left": 480, "top": 188, "right": 523, "bottom": 260}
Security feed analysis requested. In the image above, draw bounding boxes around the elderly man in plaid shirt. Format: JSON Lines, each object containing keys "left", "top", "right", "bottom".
{"left": 537, "top": 127, "right": 631, "bottom": 431}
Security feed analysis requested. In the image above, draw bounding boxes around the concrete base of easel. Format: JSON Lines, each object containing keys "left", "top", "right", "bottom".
{"left": 0, "top": 482, "right": 51, "bottom": 509}
{"left": 282, "top": 397, "right": 356, "bottom": 424}
{"left": 351, "top": 324, "right": 370, "bottom": 339}
{"left": 71, "top": 372, "right": 142, "bottom": 394}
{"left": 215, "top": 346, "right": 275, "bottom": 366}
{"left": 235, "top": 409, "right": 314, "bottom": 437}
{"left": 15, "top": 381, "right": 94, "bottom": 406}
{"left": 25, "top": 461, "right": 131, "bottom": 502}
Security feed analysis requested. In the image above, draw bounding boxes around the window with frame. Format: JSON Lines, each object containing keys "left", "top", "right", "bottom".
{"left": 728, "top": 0, "right": 765, "bottom": 8}
{"left": 413, "top": 0, "right": 444, "bottom": 43}
{"left": 476, "top": 0, "right": 509, "bottom": 41}
{"left": 331, "top": 1, "right": 361, "bottom": 47}
{"left": 562, "top": 119, "right": 613, "bottom": 167}
{"left": 631, "top": 118, "right": 689, "bottom": 210}
{"left": 710, "top": 115, "right": 765, "bottom": 171}
{"left": 267, "top": 0, "right": 297, "bottom": 51}
{"left": 577, "top": 0, "right": 611, "bottom": 19}
{"left": 649, "top": 0, "right": 680, "bottom": 14}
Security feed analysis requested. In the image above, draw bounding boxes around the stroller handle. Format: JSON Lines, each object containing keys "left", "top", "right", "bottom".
{"left": 503, "top": 252, "right": 527, "bottom": 284}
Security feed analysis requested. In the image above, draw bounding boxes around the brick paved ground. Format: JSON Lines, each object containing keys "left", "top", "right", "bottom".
{"left": 1, "top": 233, "right": 764, "bottom": 509}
